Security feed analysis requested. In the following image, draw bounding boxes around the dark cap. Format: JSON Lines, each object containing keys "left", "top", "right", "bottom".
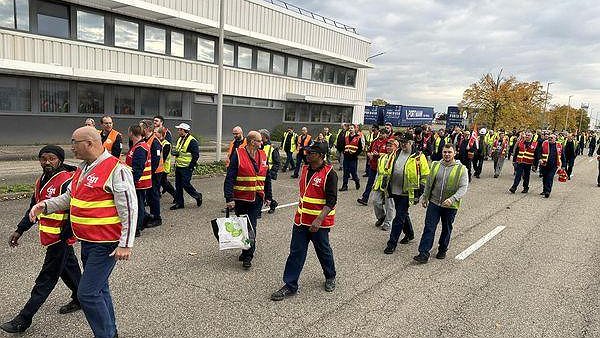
{"left": 306, "top": 142, "right": 328, "bottom": 155}
{"left": 39, "top": 145, "right": 65, "bottom": 162}
{"left": 397, "top": 132, "right": 414, "bottom": 143}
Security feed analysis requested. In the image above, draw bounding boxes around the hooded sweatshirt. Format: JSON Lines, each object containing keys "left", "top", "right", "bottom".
{"left": 424, "top": 159, "right": 469, "bottom": 207}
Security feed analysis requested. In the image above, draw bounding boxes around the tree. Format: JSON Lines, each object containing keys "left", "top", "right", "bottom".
{"left": 371, "top": 98, "right": 388, "bottom": 106}
{"left": 546, "top": 105, "right": 590, "bottom": 131}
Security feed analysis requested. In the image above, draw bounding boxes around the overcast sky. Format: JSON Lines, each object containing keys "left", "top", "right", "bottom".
{"left": 303, "top": 0, "right": 599, "bottom": 122}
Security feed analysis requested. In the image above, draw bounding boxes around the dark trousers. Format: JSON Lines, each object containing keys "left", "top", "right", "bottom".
{"left": 511, "top": 163, "right": 532, "bottom": 190}
{"left": 174, "top": 167, "right": 200, "bottom": 206}
{"left": 360, "top": 166, "right": 377, "bottom": 201}
{"left": 148, "top": 174, "right": 161, "bottom": 220}
{"left": 78, "top": 241, "right": 118, "bottom": 338}
{"left": 282, "top": 225, "right": 336, "bottom": 293}
{"left": 136, "top": 189, "right": 146, "bottom": 229}
{"left": 342, "top": 156, "right": 359, "bottom": 187}
{"left": 565, "top": 157, "right": 575, "bottom": 178}
{"left": 234, "top": 197, "right": 262, "bottom": 262}
{"left": 159, "top": 172, "right": 175, "bottom": 198}
{"left": 597, "top": 160, "right": 600, "bottom": 185}
{"left": 284, "top": 150, "right": 295, "bottom": 171}
{"left": 387, "top": 195, "right": 413, "bottom": 249}
{"left": 363, "top": 157, "right": 370, "bottom": 175}
{"left": 18, "top": 240, "right": 81, "bottom": 321}
{"left": 540, "top": 165, "right": 557, "bottom": 194}
{"left": 461, "top": 157, "right": 473, "bottom": 181}
{"left": 293, "top": 153, "right": 306, "bottom": 176}
{"left": 588, "top": 145, "right": 596, "bottom": 157}
{"left": 417, "top": 203, "right": 458, "bottom": 256}
{"left": 473, "top": 155, "right": 484, "bottom": 176}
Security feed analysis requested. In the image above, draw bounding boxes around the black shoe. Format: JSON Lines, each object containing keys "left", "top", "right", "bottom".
{"left": 413, "top": 253, "right": 429, "bottom": 263}
{"left": 242, "top": 260, "right": 252, "bottom": 269}
{"left": 324, "top": 278, "right": 336, "bottom": 292}
{"left": 435, "top": 251, "right": 447, "bottom": 259}
{"left": 58, "top": 300, "right": 81, "bottom": 314}
{"left": 355, "top": 180, "right": 360, "bottom": 190}
{"left": 374, "top": 218, "right": 385, "bottom": 227}
{"left": 509, "top": 187, "right": 516, "bottom": 194}
{"left": 521, "top": 188, "right": 529, "bottom": 193}
{"left": 142, "top": 214, "right": 152, "bottom": 228}
{"left": 339, "top": 186, "right": 348, "bottom": 191}
{"left": 170, "top": 204, "right": 184, "bottom": 210}
{"left": 474, "top": 174, "right": 480, "bottom": 179}
{"left": 281, "top": 169, "right": 287, "bottom": 173}
{"left": 268, "top": 201, "right": 278, "bottom": 214}
{"left": 543, "top": 193, "right": 550, "bottom": 198}
{"left": 399, "top": 235, "right": 414, "bottom": 244}
{"left": 135, "top": 229, "right": 142, "bottom": 237}
{"left": 539, "top": 192, "right": 545, "bottom": 195}
{"left": 290, "top": 174, "right": 298, "bottom": 178}
{"left": 357, "top": 198, "right": 368, "bottom": 206}
{"left": 257, "top": 213, "right": 262, "bottom": 219}
{"left": 196, "top": 194, "right": 203, "bottom": 207}
{"left": 238, "top": 255, "right": 245, "bottom": 262}
{"left": 493, "top": 174, "right": 499, "bottom": 178}
{"left": 145, "top": 218, "right": 162, "bottom": 228}
{"left": 1, "top": 316, "right": 31, "bottom": 333}
{"left": 384, "top": 246, "right": 395, "bottom": 254}
{"left": 362, "top": 173, "right": 369, "bottom": 177}
{"left": 270, "top": 286, "right": 296, "bottom": 301}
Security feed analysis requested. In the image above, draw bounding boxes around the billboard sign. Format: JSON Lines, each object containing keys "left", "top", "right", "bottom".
{"left": 446, "top": 106, "right": 464, "bottom": 129}
{"left": 400, "top": 106, "right": 434, "bottom": 126}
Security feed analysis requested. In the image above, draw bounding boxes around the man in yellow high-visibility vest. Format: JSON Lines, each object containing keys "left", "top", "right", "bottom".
{"left": 171, "top": 123, "right": 202, "bottom": 210}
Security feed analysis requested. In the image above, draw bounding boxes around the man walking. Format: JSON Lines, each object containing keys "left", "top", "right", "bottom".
{"left": 539, "top": 133, "right": 565, "bottom": 198}
{"left": 292, "top": 127, "right": 312, "bottom": 178}
{"left": 492, "top": 130, "right": 509, "bottom": 178}
{"left": 414, "top": 143, "right": 468, "bottom": 263}
{"left": 226, "top": 126, "right": 247, "bottom": 167}
{"left": 509, "top": 131, "right": 540, "bottom": 194}
{"left": 141, "top": 120, "right": 164, "bottom": 228}
{"left": 357, "top": 128, "right": 389, "bottom": 205}
{"left": 153, "top": 115, "right": 172, "bottom": 143}
{"left": 171, "top": 123, "right": 202, "bottom": 209}
{"left": 100, "top": 115, "right": 122, "bottom": 158}
{"left": 564, "top": 133, "right": 577, "bottom": 179}
{"left": 259, "top": 129, "right": 280, "bottom": 215}
{"left": 339, "top": 124, "right": 362, "bottom": 191}
{"left": 281, "top": 126, "right": 296, "bottom": 172}
{"left": 29, "top": 126, "right": 137, "bottom": 338}
{"left": 126, "top": 125, "right": 152, "bottom": 237}
{"left": 372, "top": 138, "right": 398, "bottom": 231}
{"left": 1, "top": 146, "right": 82, "bottom": 334}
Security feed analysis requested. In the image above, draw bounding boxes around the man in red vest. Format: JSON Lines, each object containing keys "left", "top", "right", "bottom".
{"left": 224, "top": 131, "right": 272, "bottom": 269}
{"left": 2, "top": 146, "right": 82, "bottom": 334}
{"left": 539, "top": 133, "right": 566, "bottom": 198}
{"left": 29, "top": 126, "right": 137, "bottom": 338}
{"left": 271, "top": 142, "right": 338, "bottom": 301}
{"left": 509, "top": 131, "right": 540, "bottom": 194}
{"left": 127, "top": 125, "right": 152, "bottom": 237}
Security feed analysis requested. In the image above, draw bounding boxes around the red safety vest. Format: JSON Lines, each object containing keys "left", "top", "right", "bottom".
{"left": 493, "top": 137, "right": 509, "bottom": 158}
{"left": 294, "top": 164, "right": 336, "bottom": 227}
{"left": 233, "top": 148, "right": 269, "bottom": 202}
{"left": 369, "top": 138, "right": 388, "bottom": 170}
{"left": 69, "top": 156, "right": 122, "bottom": 243}
{"left": 344, "top": 134, "right": 360, "bottom": 155}
{"left": 102, "top": 129, "right": 121, "bottom": 153}
{"left": 516, "top": 140, "right": 538, "bottom": 165}
{"left": 540, "top": 140, "right": 563, "bottom": 167}
{"left": 126, "top": 141, "right": 152, "bottom": 190}
{"left": 35, "top": 171, "right": 76, "bottom": 246}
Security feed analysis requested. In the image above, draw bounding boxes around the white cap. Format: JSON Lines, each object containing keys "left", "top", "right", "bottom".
{"left": 175, "top": 123, "right": 191, "bottom": 131}
{"left": 479, "top": 127, "right": 487, "bottom": 135}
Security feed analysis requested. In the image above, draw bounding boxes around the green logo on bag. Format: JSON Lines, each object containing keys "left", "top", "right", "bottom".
{"left": 225, "top": 221, "right": 242, "bottom": 237}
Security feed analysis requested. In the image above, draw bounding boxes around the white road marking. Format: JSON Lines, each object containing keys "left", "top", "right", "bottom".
{"left": 261, "top": 201, "right": 299, "bottom": 212}
{"left": 455, "top": 226, "right": 507, "bottom": 260}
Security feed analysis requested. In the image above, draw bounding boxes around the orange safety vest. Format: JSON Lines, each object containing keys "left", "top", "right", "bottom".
{"left": 294, "top": 164, "right": 336, "bottom": 227}
{"left": 233, "top": 148, "right": 268, "bottom": 202}
{"left": 146, "top": 134, "right": 164, "bottom": 174}
{"left": 35, "top": 171, "right": 76, "bottom": 246}
{"left": 69, "top": 156, "right": 122, "bottom": 243}
{"left": 344, "top": 134, "right": 360, "bottom": 155}
{"left": 540, "top": 141, "right": 563, "bottom": 167}
{"left": 102, "top": 129, "right": 121, "bottom": 153}
{"left": 516, "top": 140, "right": 538, "bottom": 165}
{"left": 226, "top": 138, "right": 247, "bottom": 167}
{"left": 297, "top": 134, "right": 312, "bottom": 155}
{"left": 126, "top": 141, "right": 152, "bottom": 190}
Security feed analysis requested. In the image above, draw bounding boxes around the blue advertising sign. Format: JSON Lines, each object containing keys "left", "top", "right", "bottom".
{"left": 400, "top": 105, "right": 434, "bottom": 126}
{"left": 446, "top": 106, "right": 463, "bottom": 129}
{"left": 384, "top": 105, "right": 403, "bottom": 126}
{"left": 363, "top": 106, "right": 378, "bottom": 125}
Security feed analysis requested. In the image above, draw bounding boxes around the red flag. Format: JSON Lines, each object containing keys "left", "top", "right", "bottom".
{"left": 468, "top": 124, "right": 478, "bottom": 149}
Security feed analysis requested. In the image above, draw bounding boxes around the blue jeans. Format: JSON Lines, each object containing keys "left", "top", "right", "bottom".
{"left": 511, "top": 163, "right": 531, "bottom": 190}
{"left": 148, "top": 174, "right": 161, "bottom": 220}
{"left": 418, "top": 203, "right": 458, "bottom": 256}
{"left": 284, "top": 150, "right": 295, "bottom": 171}
{"left": 136, "top": 189, "right": 146, "bottom": 229}
{"left": 540, "top": 165, "right": 557, "bottom": 194}
{"left": 342, "top": 157, "right": 359, "bottom": 187}
{"left": 360, "top": 167, "right": 377, "bottom": 201}
{"left": 174, "top": 167, "right": 200, "bottom": 206}
{"left": 78, "top": 241, "right": 118, "bottom": 338}
{"left": 386, "top": 195, "right": 413, "bottom": 248}
{"left": 283, "top": 225, "right": 336, "bottom": 293}
{"left": 235, "top": 197, "right": 262, "bottom": 261}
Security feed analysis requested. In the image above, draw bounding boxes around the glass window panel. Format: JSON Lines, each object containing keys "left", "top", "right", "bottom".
{"left": 15, "top": 0, "right": 28, "bottom": 30}
{"left": 284, "top": 103, "right": 297, "bottom": 121}
{"left": 0, "top": 0, "right": 14, "bottom": 29}
{"left": 310, "top": 105, "right": 321, "bottom": 122}
{"left": 324, "top": 65, "right": 335, "bottom": 83}
{"left": 286, "top": 57, "right": 298, "bottom": 77}
{"left": 144, "top": 26, "right": 165, "bottom": 54}
{"left": 342, "top": 108, "right": 353, "bottom": 123}
{"left": 252, "top": 99, "right": 269, "bottom": 107}
{"left": 223, "top": 43, "right": 234, "bottom": 66}
{"left": 37, "top": 2, "right": 69, "bottom": 38}
{"left": 165, "top": 91, "right": 182, "bottom": 117}
{"left": 114, "top": 86, "right": 135, "bottom": 115}
{"left": 114, "top": 19, "right": 139, "bottom": 49}
{"left": 39, "top": 79, "right": 68, "bottom": 113}
{"left": 257, "top": 50, "right": 270, "bottom": 72}
{"left": 223, "top": 96, "right": 234, "bottom": 104}
{"left": 77, "top": 11, "right": 105, "bottom": 44}
{"left": 234, "top": 97, "right": 251, "bottom": 105}
{"left": 170, "top": 31, "right": 184, "bottom": 57}
{"left": 346, "top": 70, "right": 356, "bottom": 86}
{"left": 336, "top": 68, "right": 347, "bottom": 85}
{"left": 140, "top": 88, "right": 159, "bottom": 116}
{"left": 197, "top": 37, "right": 215, "bottom": 62}
{"left": 237, "top": 46, "right": 252, "bottom": 69}
{"left": 77, "top": 83, "right": 104, "bottom": 115}
{"left": 331, "top": 107, "right": 343, "bottom": 123}
{"left": 312, "top": 63, "right": 324, "bottom": 82}
{"left": 272, "top": 54, "right": 284, "bottom": 75}
{"left": 0, "top": 76, "right": 30, "bottom": 112}
{"left": 321, "top": 109, "right": 332, "bottom": 123}
{"left": 301, "top": 60, "right": 312, "bottom": 80}
{"left": 298, "top": 104, "right": 309, "bottom": 122}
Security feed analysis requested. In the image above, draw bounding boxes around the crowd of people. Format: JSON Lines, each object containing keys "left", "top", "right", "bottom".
{"left": 3, "top": 116, "right": 598, "bottom": 336}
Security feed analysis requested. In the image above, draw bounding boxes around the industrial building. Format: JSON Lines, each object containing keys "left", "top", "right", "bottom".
{"left": 0, "top": 0, "right": 372, "bottom": 145}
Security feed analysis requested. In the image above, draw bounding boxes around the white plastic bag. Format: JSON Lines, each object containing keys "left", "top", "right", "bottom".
{"left": 214, "top": 214, "right": 253, "bottom": 250}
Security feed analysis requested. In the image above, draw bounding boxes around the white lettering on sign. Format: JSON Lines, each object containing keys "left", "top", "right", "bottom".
{"left": 406, "top": 110, "right": 424, "bottom": 118}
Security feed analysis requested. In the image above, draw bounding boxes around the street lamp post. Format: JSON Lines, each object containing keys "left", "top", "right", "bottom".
{"left": 542, "top": 82, "right": 553, "bottom": 129}
{"left": 579, "top": 103, "right": 589, "bottom": 131}
{"left": 565, "top": 95, "right": 573, "bottom": 131}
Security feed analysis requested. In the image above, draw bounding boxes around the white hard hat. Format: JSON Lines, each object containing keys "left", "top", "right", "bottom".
{"left": 479, "top": 128, "right": 487, "bottom": 135}
{"left": 175, "top": 123, "right": 191, "bottom": 131}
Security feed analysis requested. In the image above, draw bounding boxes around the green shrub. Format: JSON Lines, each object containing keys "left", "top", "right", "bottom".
{"left": 193, "top": 161, "right": 226, "bottom": 176}
{"left": 270, "top": 124, "right": 286, "bottom": 142}
{"left": 0, "top": 184, "right": 34, "bottom": 194}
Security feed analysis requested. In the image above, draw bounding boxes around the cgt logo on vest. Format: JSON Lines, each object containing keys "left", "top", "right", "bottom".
{"left": 45, "top": 186, "right": 56, "bottom": 199}
{"left": 85, "top": 174, "right": 99, "bottom": 188}
{"left": 312, "top": 177, "right": 322, "bottom": 188}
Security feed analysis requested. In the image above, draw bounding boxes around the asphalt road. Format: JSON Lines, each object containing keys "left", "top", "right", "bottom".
{"left": 0, "top": 156, "right": 598, "bottom": 338}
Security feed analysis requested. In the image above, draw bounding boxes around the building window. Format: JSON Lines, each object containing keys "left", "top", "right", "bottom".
{"left": 272, "top": 54, "right": 284, "bottom": 75}
{"left": 310, "top": 105, "right": 321, "bottom": 122}
{"left": 0, "top": 0, "right": 14, "bottom": 29}
{"left": 114, "top": 86, "right": 134, "bottom": 115}
{"left": 77, "top": 83, "right": 104, "bottom": 114}
{"left": 257, "top": 50, "right": 270, "bottom": 72}
{"left": 114, "top": 19, "right": 139, "bottom": 50}
{"left": 140, "top": 88, "right": 159, "bottom": 115}
{"left": 144, "top": 25, "right": 165, "bottom": 54}
{"left": 336, "top": 68, "right": 347, "bottom": 86}
{"left": 252, "top": 99, "right": 270, "bottom": 107}
{"left": 39, "top": 79, "right": 68, "bottom": 113}
{"left": 222, "top": 96, "right": 234, "bottom": 104}
{"left": 197, "top": 37, "right": 215, "bottom": 62}
{"left": 15, "top": 0, "right": 27, "bottom": 30}
{"left": 321, "top": 109, "right": 332, "bottom": 123}
{"left": 298, "top": 103, "right": 309, "bottom": 121}
{"left": 234, "top": 97, "right": 251, "bottom": 106}
{"left": 342, "top": 108, "right": 353, "bottom": 122}
{"left": 165, "top": 91, "right": 182, "bottom": 117}
{"left": 0, "top": 76, "right": 30, "bottom": 112}
{"left": 312, "top": 63, "right": 324, "bottom": 82}
{"left": 237, "top": 46, "right": 252, "bottom": 69}
{"left": 36, "top": 1, "right": 70, "bottom": 38}
{"left": 346, "top": 70, "right": 356, "bottom": 87}
{"left": 170, "top": 31, "right": 184, "bottom": 57}
{"left": 77, "top": 10, "right": 105, "bottom": 44}
{"left": 286, "top": 57, "right": 298, "bottom": 77}
{"left": 331, "top": 108, "right": 342, "bottom": 123}
{"left": 223, "top": 43, "right": 234, "bottom": 66}
{"left": 324, "top": 65, "right": 335, "bottom": 83}
{"left": 301, "top": 60, "right": 312, "bottom": 80}
{"left": 284, "top": 103, "right": 296, "bottom": 121}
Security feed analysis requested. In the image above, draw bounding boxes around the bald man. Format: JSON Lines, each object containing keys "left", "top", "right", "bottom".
{"left": 29, "top": 126, "right": 138, "bottom": 338}
{"left": 226, "top": 126, "right": 247, "bottom": 167}
{"left": 224, "top": 131, "right": 272, "bottom": 269}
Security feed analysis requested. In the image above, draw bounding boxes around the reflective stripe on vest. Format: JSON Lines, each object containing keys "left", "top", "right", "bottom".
{"left": 344, "top": 135, "right": 360, "bottom": 154}
{"left": 516, "top": 141, "right": 538, "bottom": 165}
{"left": 35, "top": 170, "right": 75, "bottom": 246}
{"left": 263, "top": 144, "right": 274, "bottom": 170}
{"left": 294, "top": 164, "right": 336, "bottom": 227}
{"left": 233, "top": 148, "right": 269, "bottom": 202}
{"left": 69, "top": 156, "right": 122, "bottom": 243}
{"left": 540, "top": 140, "right": 562, "bottom": 167}
{"left": 126, "top": 141, "right": 152, "bottom": 190}
{"left": 161, "top": 139, "right": 172, "bottom": 174}
{"left": 429, "top": 161, "right": 464, "bottom": 209}
{"left": 175, "top": 134, "right": 196, "bottom": 167}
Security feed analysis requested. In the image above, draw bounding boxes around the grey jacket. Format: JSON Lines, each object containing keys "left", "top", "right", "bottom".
{"left": 422, "top": 159, "right": 469, "bottom": 207}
